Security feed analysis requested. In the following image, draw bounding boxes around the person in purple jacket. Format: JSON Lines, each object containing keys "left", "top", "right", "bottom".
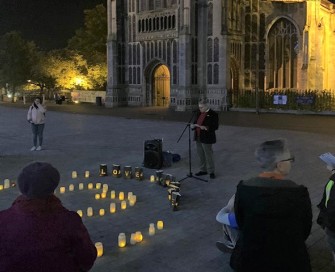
{"left": 0, "top": 162, "right": 97, "bottom": 272}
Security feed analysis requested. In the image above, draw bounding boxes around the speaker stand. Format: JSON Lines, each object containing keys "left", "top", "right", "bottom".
{"left": 177, "top": 113, "right": 208, "bottom": 183}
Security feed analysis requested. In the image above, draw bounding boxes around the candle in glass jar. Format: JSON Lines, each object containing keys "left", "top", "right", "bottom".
{"left": 135, "top": 231, "right": 143, "bottom": 242}
{"left": 157, "top": 220, "right": 164, "bottom": 230}
{"left": 77, "top": 210, "right": 83, "bottom": 217}
{"left": 127, "top": 191, "right": 133, "bottom": 200}
{"left": 95, "top": 193, "right": 101, "bottom": 200}
{"left": 149, "top": 223, "right": 155, "bottom": 236}
{"left": 69, "top": 184, "right": 74, "bottom": 191}
{"left": 118, "top": 233, "right": 126, "bottom": 248}
{"left": 150, "top": 175, "right": 155, "bottom": 182}
{"left": 119, "top": 192, "right": 124, "bottom": 201}
{"left": 0, "top": 185, "right": 3, "bottom": 190}
{"left": 99, "top": 209, "right": 105, "bottom": 216}
{"left": 88, "top": 183, "right": 93, "bottom": 190}
{"left": 129, "top": 195, "right": 137, "bottom": 206}
{"left": 101, "top": 192, "right": 107, "bottom": 199}
{"left": 110, "top": 203, "right": 116, "bottom": 213}
{"left": 95, "top": 242, "right": 103, "bottom": 257}
{"left": 121, "top": 200, "right": 127, "bottom": 210}
{"left": 60, "top": 186, "right": 66, "bottom": 194}
{"left": 102, "top": 184, "right": 108, "bottom": 192}
{"left": 87, "top": 207, "right": 93, "bottom": 217}
{"left": 110, "top": 190, "right": 116, "bottom": 199}
{"left": 130, "top": 233, "right": 137, "bottom": 245}
{"left": 78, "top": 183, "right": 84, "bottom": 190}
{"left": 72, "top": 171, "right": 77, "bottom": 179}
{"left": 85, "top": 171, "right": 90, "bottom": 178}
{"left": 96, "top": 183, "right": 102, "bottom": 190}
{"left": 4, "top": 179, "right": 10, "bottom": 189}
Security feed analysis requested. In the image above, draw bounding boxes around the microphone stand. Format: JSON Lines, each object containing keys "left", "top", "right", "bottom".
{"left": 177, "top": 111, "right": 208, "bottom": 183}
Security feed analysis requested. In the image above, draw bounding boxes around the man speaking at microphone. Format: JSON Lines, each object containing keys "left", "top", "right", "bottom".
{"left": 191, "top": 99, "right": 219, "bottom": 179}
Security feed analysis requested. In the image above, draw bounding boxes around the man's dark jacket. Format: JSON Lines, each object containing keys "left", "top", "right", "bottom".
{"left": 193, "top": 109, "right": 218, "bottom": 144}
{"left": 231, "top": 178, "right": 312, "bottom": 272}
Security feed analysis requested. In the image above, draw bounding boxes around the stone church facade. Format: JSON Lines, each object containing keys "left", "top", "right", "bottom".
{"left": 106, "top": 0, "right": 335, "bottom": 111}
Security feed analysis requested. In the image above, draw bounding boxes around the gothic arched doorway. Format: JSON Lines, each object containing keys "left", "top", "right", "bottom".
{"left": 152, "top": 65, "right": 170, "bottom": 107}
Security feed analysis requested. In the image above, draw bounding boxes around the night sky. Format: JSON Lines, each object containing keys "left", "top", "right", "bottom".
{"left": 0, "top": 0, "right": 105, "bottom": 50}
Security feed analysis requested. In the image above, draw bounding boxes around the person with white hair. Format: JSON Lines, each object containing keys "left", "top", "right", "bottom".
{"left": 230, "top": 139, "right": 312, "bottom": 272}
{"left": 191, "top": 99, "right": 219, "bottom": 179}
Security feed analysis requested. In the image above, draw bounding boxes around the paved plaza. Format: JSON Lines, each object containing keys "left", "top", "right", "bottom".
{"left": 0, "top": 102, "right": 334, "bottom": 272}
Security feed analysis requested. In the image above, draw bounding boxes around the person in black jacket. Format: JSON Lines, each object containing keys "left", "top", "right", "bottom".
{"left": 230, "top": 139, "right": 312, "bottom": 272}
{"left": 317, "top": 165, "right": 335, "bottom": 264}
{"left": 191, "top": 99, "right": 219, "bottom": 179}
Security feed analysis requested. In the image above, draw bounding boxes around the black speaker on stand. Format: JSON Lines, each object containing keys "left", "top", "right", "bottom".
{"left": 143, "top": 139, "right": 163, "bottom": 169}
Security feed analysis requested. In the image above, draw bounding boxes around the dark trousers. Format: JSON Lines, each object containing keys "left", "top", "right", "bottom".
{"left": 31, "top": 123, "right": 45, "bottom": 147}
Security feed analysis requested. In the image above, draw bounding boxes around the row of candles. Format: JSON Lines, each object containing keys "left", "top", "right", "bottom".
{"left": 0, "top": 179, "right": 14, "bottom": 190}
{"left": 94, "top": 220, "right": 164, "bottom": 257}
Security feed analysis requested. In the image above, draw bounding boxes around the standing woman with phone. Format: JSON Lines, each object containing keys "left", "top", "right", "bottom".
{"left": 27, "top": 97, "right": 46, "bottom": 151}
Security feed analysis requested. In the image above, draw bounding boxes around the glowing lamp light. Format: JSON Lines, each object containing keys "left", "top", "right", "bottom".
{"left": 4, "top": 179, "right": 10, "bottom": 189}
{"left": 95, "top": 193, "right": 101, "bottom": 200}
{"left": 85, "top": 171, "right": 90, "bottom": 178}
{"left": 134, "top": 167, "right": 144, "bottom": 181}
{"left": 96, "top": 183, "right": 102, "bottom": 190}
{"left": 87, "top": 207, "right": 93, "bottom": 217}
{"left": 101, "top": 192, "right": 107, "bottom": 199}
{"left": 60, "top": 187, "right": 66, "bottom": 194}
{"left": 157, "top": 220, "right": 164, "bottom": 230}
{"left": 119, "top": 192, "right": 125, "bottom": 201}
{"left": 88, "top": 183, "right": 93, "bottom": 190}
{"left": 149, "top": 223, "right": 155, "bottom": 236}
{"left": 135, "top": 231, "right": 143, "bottom": 243}
{"left": 99, "top": 164, "right": 108, "bottom": 177}
{"left": 118, "top": 233, "right": 126, "bottom": 248}
{"left": 111, "top": 190, "right": 116, "bottom": 199}
{"left": 123, "top": 166, "right": 132, "bottom": 179}
{"left": 121, "top": 200, "right": 127, "bottom": 210}
{"left": 69, "top": 184, "right": 74, "bottom": 191}
{"left": 99, "top": 209, "right": 105, "bottom": 216}
{"left": 72, "top": 171, "right": 77, "bottom": 179}
{"left": 110, "top": 203, "right": 116, "bottom": 213}
{"left": 112, "top": 164, "right": 122, "bottom": 178}
{"left": 129, "top": 195, "right": 137, "bottom": 206}
{"left": 77, "top": 210, "right": 83, "bottom": 217}
{"left": 127, "top": 192, "right": 133, "bottom": 201}
{"left": 130, "top": 233, "right": 137, "bottom": 245}
{"left": 0, "top": 185, "right": 3, "bottom": 190}
{"left": 79, "top": 183, "right": 84, "bottom": 190}
{"left": 95, "top": 242, "right": 104, "bottom": 257}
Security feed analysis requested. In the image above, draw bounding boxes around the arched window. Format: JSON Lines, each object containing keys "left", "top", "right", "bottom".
{"left": 207, "top": 38, "right": 213, "bottom": 62}
{"left": 268, "top": 18, "right": 298, "bottom": 89}
{"left": 172, "top": 40, "right": 177, "bottom": 64}
{"left": 129, "top": 67, "right": 133, "bottom": 84}
{"left": 214, "top": 64, "right": 219, "bottom": 84}
{"left": 207, "top": 64, "right": 213, "bottom": 84}
{"left": 128, "top": 44, "right": 132, "bottom": 65}
{"left": 208, "top": 3, "right": 213, "bottom": 36}
{"left": 137, "top": 44, "right": 140, "bottom": 65}
{"left": 214, "top": 38, "right": 219, "bottom": 62}
{"left": 137, "top": 67, "right": 141, "bottom": 84}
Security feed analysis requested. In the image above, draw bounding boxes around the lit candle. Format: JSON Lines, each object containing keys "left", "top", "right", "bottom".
{"left": 96, "top": 183, "right": 102, "bottom": 190}
{"left": 79, "top": 183, "right": 84, "bottom": 190}
{"left": 102, "top": 184, "right": 108, "bottom": 192}
{"left": 85, "top": 171, "right": 90, "bottom": 178}
{"left": 118, "top": 233, "right": 126, "bottom": 248}
{"left": 69, "top": 184, "right": 74, "bottom": 191}
{"left": 72, "top": 171, "right": 77, "bottom": 179}
{"left": 150, "top": 175, "right": 155, "bottom": 182}
{"left": 110, "top": 203, "right": 116, "bottom": 213}
{"left": 121, "top": 200, "right": 127, "bottom": 210}
{"left": 127, "top": 191, "right": 133, "bottom": 201}
{"left": 88, "top": 183, "right": 93, "bottom": 190}
{"left": 99, "top": 209, "right": 105, "bottom": 216}
{"left": 111, "top": 190, "right": 116, "bottom": 199}
{"left": 135, "top": 231, "right": 143, "bottom": 242}
{"left": 149, "top": 223, "right": 155, "bottom": 236}
{"left": 119, "top": 191, "right": 124, "bottom": 200}
{"left": 101, "top": 192, "right": 107, "bottom": 199}
{"left": 4, "top": 179, "right": 10, "bottom": 189}
{"left": 157, "top": 220, "right": 164, "bottom": 230}
{"left": 95, "top": 242, "right": 104, "bottom": 257}
{"left": 129, "top": 195, "right": 137, "bottom": 206}
{"left": 130, "top": 233, "right": 137, "bottom": 245}
{"left": 87, "top": 207, "right": 93, "bottom": 217}
{"left": 95, "top": 193, "right": 101, "bottom": 200}
{"left": 0, "top": 185, "right": 3, "bottom": 190}
{"left": 60, "top": 186, "right": 66, "bottom": 194}
{"left": 77, "top": 210, "right": 83, "bottom": 217}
